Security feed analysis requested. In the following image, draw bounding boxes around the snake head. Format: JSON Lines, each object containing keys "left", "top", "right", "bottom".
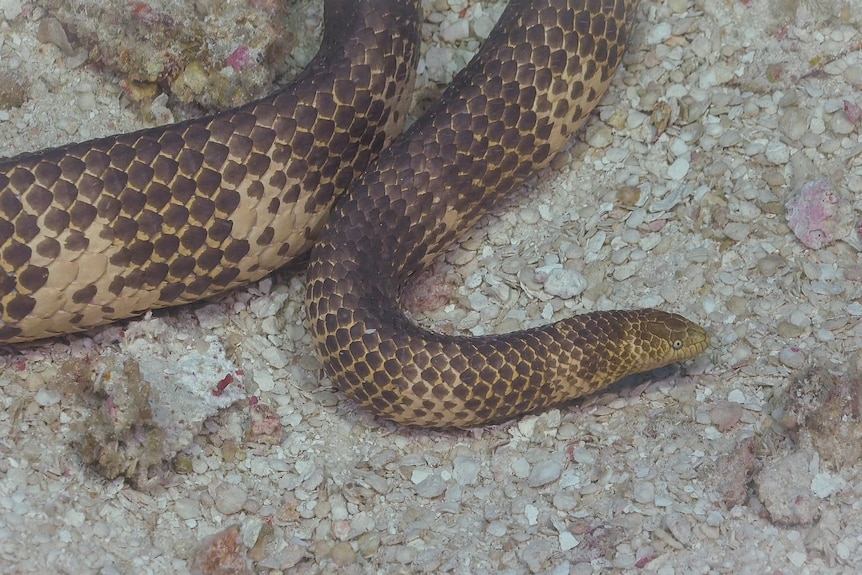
{"left": 632, "top": 309, "right": 709, "bottom": 372}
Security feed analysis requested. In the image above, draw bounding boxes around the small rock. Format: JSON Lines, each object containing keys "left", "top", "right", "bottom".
{"left": 709, "top": 401, "right": 744, "bottom": 431}
{"left": 646, "top": 22, "right": 672, "bottom": 44}
{"left": 175, "top": 497, "right": 201, "bottom": 520}
{"left": 664, "top": 513, "right": 692, "bottom": 545}
{"left": 528, "top": 460, "right": 562, "bottom": 487}
{"left": 261, "top": 346, "right": 288, "bottom": 369}
{"left": 778, "top": 346, "right": 805, "bottom": 369}
{"left": 633, "top": 481, "right": 655, "bottom": 504}
{"left": 468, "top": 292, "right": 489, "bottom": 312}
{"left": 37, "top": 18, "right": 75, "bottom": 56}
{"left": 844, "top": 99, "right": 861, "bottom": 124}
{"left": 524, "top": 504, "right": 539, "bottom": 525}
{"left": 77, "top": 91, "right": 96, "bottom": 112}
{"left": 713, "top": 437, "right": 757, "bottom": 509}
{"left": 810, "top": 471, "right": 847, "bottom": 498}
{"left": 518, "top": 539, "right": 555, "bottom": 573}
{"left": 214, "top": 483, "right": 248, "bottom": 516}
{"left": 0, "top": 0, "right": 23, "bottom": 20}
{"left": 539, "top": 267, "right": 587, "bottom": 299}
{"left": 585, "top": 124, "right": 614, "bottom": 148}
{"left": 194, "top": 526, "right": 252, "bottom": 575}
{"left": 755, "top": 449, "right": 821, "bottom": 526}
{"left": 559, "top": 531, "right": 579, "bottom": 551}
{"left": 357, "top": 532, "right": 381, "bottom": 557}
{"left": 667, "top": 157, "right": 690, "bottom": 180}
{"left": 488, "top": 520, "right": 509, "bottom": 537}
{"left": 440, "top": 19, "right": 470, "bottom": 42}
{"left": 452, "top": 456, "right": 481, "bottom": 486}
{"left": 831, "top": 111, "right": 855, "bottom": 135}
{"left": 764, "top": 139, "right": 790, "bottom": 164}
{"left": 330, "top": 541, "right": 356, "bottom": 566}
{"left": 414, "top": 474, "right": 447, "bottom": 498}
{"left": 724, "top": 222, "right": 751, "bottom": 242}
{"left": 34, "top": 388, "right": 61, "bottom": 407}
{"left": 472, "top": 13, "right": 495, "bottom": 38}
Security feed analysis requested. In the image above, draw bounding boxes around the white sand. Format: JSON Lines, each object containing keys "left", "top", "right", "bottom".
{"left": 1, "top": 0, "right": 861, "bottom": 573}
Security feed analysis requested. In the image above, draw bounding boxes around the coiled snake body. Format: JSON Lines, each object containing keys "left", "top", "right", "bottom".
{"left": 1, "top": 0, "right": 707, "bottom": 427}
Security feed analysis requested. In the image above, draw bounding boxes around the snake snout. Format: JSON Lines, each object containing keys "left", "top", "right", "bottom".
{"left": 636, "top": 309, "right": 709, "bottom": 370}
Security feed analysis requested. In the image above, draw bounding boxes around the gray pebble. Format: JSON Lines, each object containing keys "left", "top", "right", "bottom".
{"left": 452, "top": 456, "right": 480, "bottom": 486}
{"left": 214, "top": 483, "right": 248, "bottom": 515}
{"left": 414, "top": 474, "right": 447, "bottom": 499}
{"left": 33, "top": 388, "right": 61, "bottom": 407}
{"left": 174, "top": 497, "right": 201, "bottom": 520}
{"left": 764, "top": 139, "right": 790, "bottom": 164}
{"left": 667, "top": 157, "right": 690, "bottom": 180}
{"left": 830, "top": 112, "right": 855, "bottom": 135}
{"left": 528, "top": 460, "right": 562, "bottom": 487}
{"left": 541, "top": 267, "right": 587, "bottom": 299}
{"left": 710, "top": 401, "right": 744, "bottom": 430}
{"left": 778, "top": 346, "right": 805, "bottom": 369}
{"left": 330, "top": 541, "right": 356, "bottom": 566}
{"left": 664, "top": 512, "right": 692, "bottom": 545}
{"left": 646, "top": 21, "right": 672, "bottom": 44}
{"left": 718, "top": 130, "right": 742, "bottom": 148}
{"left": 724, "top": 222, "right": 751, "bottom": 241}
{"left": 77, "top": 91, "right": 96, "bottom": 112}
{"left": 633, "top": 480, "right": 655, "bottom": 504}
{"left": 584, "top": 124, "right": 614, "bottom": 148}
{"left": 518, "top": 539, "right": 555, "bottom": 572}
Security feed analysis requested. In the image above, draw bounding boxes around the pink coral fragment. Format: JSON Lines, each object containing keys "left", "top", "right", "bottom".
{"left": 193, "top": 525, "right": 252, "bottom": 575}
{"left": 844, "top": 99, "right": 861, "bottom": 125}
{"left": 245, "top": 402, "right": 285, "bottom": 445}
{"left": 785, "top": 179, "right": 841, "bottom": 249}
{"left": 227, "top": 46, "right": 254, "bottom": 72}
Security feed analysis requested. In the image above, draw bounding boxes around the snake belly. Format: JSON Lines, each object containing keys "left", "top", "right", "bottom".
{"left": 307, "top": 0, "right": 708, "bottom": 427}
{"left": 0, "top": 0, "right": 421, "bottom": 342}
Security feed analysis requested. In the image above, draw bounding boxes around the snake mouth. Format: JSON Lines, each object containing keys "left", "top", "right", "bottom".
{"left": 633, "top": 310, "right": 709, "bottom": 372}
{"left": 685, "top": 327, "right": 710, "bottom": 357}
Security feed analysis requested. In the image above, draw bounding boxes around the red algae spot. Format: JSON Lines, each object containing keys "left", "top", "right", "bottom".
{"left": 127, "top": 1, "right": 175, "bottom": 26}
{"left": 212, "top": 373, "right": 234, "bottom": 396}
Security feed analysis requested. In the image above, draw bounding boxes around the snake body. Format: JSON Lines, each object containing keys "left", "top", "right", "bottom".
{"left": 0, "top": 0, "right": 420, "bottom": 341}
{"left": 307, "top": 0, "right": 707, "bottom": 426}
{"left": 1, "top": 0, "right": 707, "bottom": 427}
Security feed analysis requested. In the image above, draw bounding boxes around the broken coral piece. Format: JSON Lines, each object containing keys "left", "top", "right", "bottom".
{"left": 193, "top": 525, "right": 253, "bottom": 575}
{"left": 76, "top": 316, "right": 245, "bottom": 487}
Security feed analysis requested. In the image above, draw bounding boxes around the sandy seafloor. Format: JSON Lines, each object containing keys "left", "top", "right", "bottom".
{"left": 1, "top": 0, "right": 862, "bottom": 573}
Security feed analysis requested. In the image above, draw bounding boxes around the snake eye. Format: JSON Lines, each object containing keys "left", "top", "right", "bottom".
{"left": 672, "top": 339, "right": 683, "bottom": 350}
